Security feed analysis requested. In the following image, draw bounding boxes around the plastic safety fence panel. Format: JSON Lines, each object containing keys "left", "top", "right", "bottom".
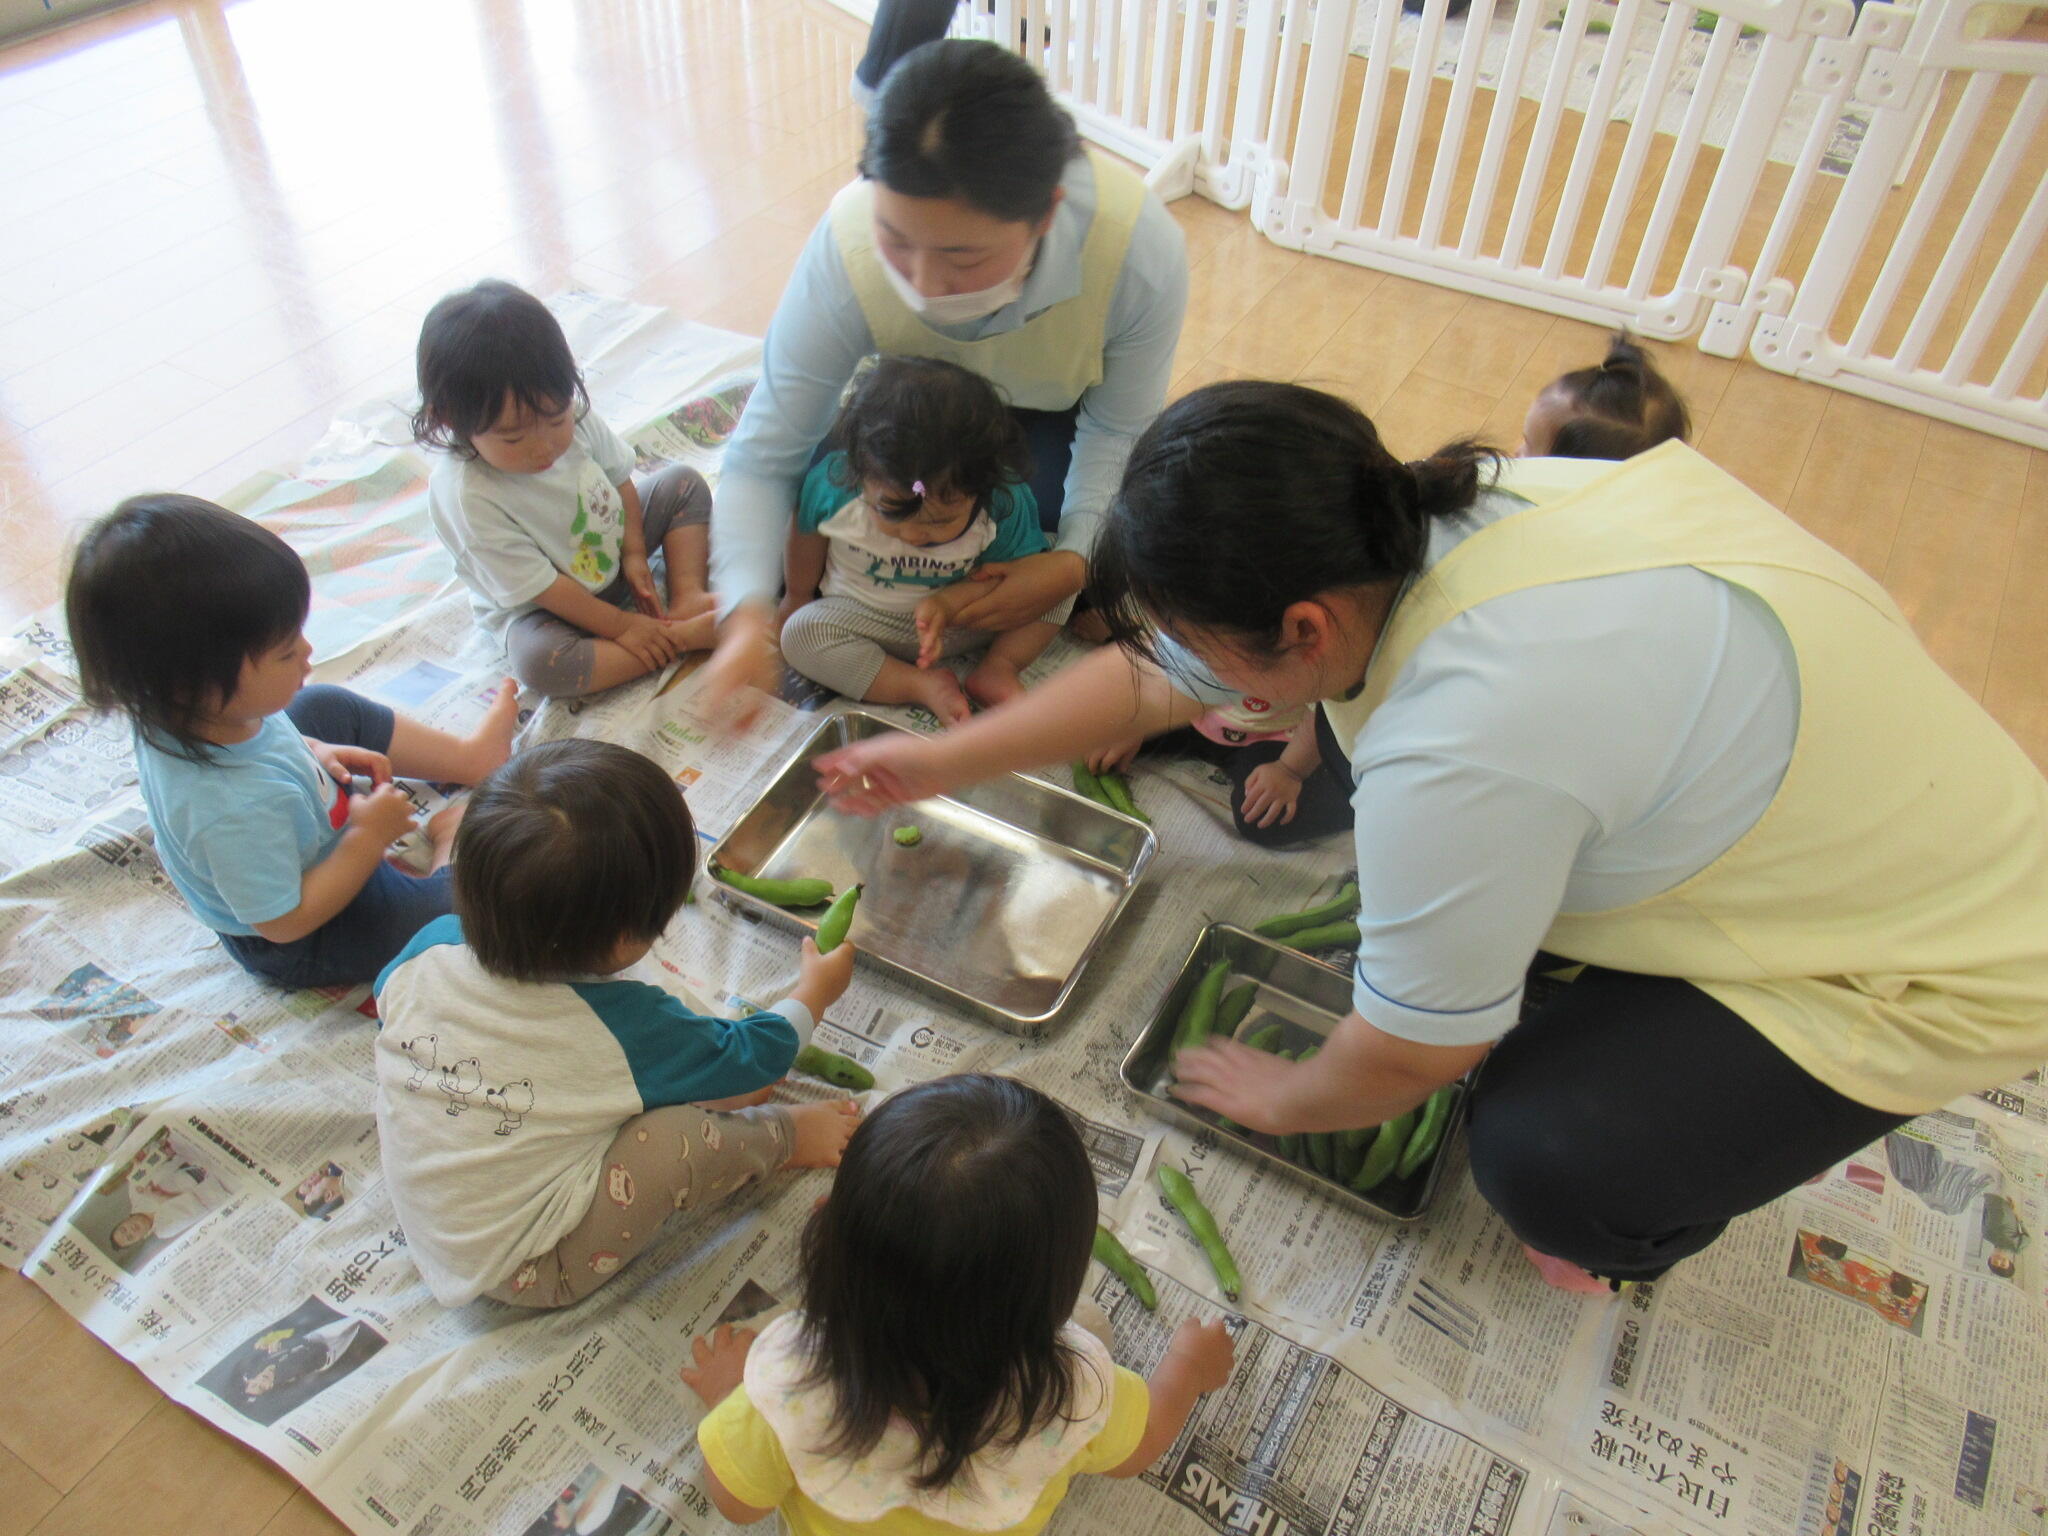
{"left": 960, "top": 0, "right": 1291, "bottom": 205}
{"left": 1751, "top": 1, "right": 2048, "bottom": 448}
{"left": 1254, "top": 0, "right": 1869, "bottom": 338}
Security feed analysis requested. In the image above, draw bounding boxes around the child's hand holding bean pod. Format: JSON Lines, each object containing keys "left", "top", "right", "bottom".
{"left": 348, "top": 783, "right": 419, "bottom": 847}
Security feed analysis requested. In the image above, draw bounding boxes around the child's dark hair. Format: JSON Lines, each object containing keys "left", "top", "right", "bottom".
{"left": 411, "top": 280, "right": 588, "bottom": 456}
{"left": 1091, "top": 381, "right": 1498, "bottom": 662}
{"left": 798, "top": 1074, "right": 1098, "bottom": 1491}
{"left": 831, "top": 357, "right": 1030, "bottom": 520}
{"left": 1541, "top": 335, "right": 1690, "bottom": 459}
{"left": 454, "top": 739, "right": 696, "bottom": 981}
{"left": 66, "top": 494, "right": 311, "bottom": 762}
{"left": 863, "top": 40, "right": 1080, "bottom": 223}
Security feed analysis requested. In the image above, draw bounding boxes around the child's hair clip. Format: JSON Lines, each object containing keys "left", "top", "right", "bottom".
{"left": 911, "top": 479, "right": 926, "bottom": 499}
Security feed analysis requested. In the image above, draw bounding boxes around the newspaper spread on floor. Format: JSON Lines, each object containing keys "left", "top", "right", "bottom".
{"left": 3, "top": 294, "right": 2045, "bottom": 1536}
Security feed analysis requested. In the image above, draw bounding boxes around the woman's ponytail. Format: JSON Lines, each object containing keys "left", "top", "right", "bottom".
{"left": 1405, "top": 439, "right": 1501, "bottom": 522}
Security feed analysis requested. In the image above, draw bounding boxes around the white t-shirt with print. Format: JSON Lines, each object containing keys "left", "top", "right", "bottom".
{"left": 427, "top": 413, "right": 638, "bottom": 638}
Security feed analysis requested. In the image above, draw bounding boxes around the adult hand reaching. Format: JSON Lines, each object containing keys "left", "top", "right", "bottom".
{"left": 948, "top": 549, "right": 1087, "bottom": 633}
{"left": 700, "top": 602, "right": 780, "bottom": 730}
{"left": 1168, "top": 1038, "right": 1304, "bottom": 1134}
{"left": 815, "top": 733, "right": 961, "bottom": 815}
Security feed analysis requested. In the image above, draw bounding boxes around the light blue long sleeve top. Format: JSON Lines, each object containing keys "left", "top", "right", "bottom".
{"left": 709, "top": 153, "right": 1189, "bottom": 610}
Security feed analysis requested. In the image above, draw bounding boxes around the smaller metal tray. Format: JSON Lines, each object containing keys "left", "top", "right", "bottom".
{"left": 706, "top": 710, "right": 1156, "bottom": 1035}
{"left": 1119, "top": 923, "right": 1465, "bottom": 1221}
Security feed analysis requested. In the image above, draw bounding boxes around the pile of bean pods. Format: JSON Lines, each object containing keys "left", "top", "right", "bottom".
{"left": 1071, "top": 761, "right": 1149, "bottom": 823}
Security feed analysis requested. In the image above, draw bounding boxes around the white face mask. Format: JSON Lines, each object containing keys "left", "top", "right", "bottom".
{"left": 879, "top": 237, "right": 1038, "bottom": 326}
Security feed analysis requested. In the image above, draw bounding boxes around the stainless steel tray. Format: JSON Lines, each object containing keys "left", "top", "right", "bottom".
{"left": 706, "top": 710, "right": 1156, "bottom": 1035}
{"left": 1118, "top": 923, "right": 1465, "bottom": 1221}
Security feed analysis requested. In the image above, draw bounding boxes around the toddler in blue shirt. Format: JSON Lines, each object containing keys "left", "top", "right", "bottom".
{"left": 65, "top": 494, "right": 520, "bottom": 989}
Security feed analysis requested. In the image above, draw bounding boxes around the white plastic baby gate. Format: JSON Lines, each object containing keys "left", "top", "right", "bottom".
{"left": 949, "top": 0, "right": 2048, "bottom": 446}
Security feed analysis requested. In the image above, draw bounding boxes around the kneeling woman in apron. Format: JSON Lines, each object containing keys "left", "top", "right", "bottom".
{"left": 815, "top": 380, "right": 2048, "bottom": 1291}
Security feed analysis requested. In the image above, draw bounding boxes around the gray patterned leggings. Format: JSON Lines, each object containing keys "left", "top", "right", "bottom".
{"left": 487, "top": 1103, "right": 791, "bottom": 1309}
{"left": 503, "top": 463, "right": 710, "bottom": 697}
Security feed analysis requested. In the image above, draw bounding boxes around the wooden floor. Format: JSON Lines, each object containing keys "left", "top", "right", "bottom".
{"left": 2, "top": 1, "right": 2046, "bottom": 1533}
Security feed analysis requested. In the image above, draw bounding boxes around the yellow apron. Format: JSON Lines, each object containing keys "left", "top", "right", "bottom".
{"left": 1324, "top": 442, "right": 2048, "bottom": 1113}
{"left": 827, "top": 149, "right": 1145, "bottom": 412}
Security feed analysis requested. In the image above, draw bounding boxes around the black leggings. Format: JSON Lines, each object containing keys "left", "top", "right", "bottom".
{"left": 1467, "top": 964, "right": 1912, "bottom": 1280}
{"left": 1143, "top": 705, "right": 1357, "bottom": 848}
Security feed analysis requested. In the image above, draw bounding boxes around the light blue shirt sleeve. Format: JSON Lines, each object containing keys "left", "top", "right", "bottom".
{"left": 183, "top": 792, "right": 327, "bottom": 928}
{"left": 1339, "top": 565, "right": 1796, "bottom": 1047}
{"left": 571, "top": 980, "right": 810, "bottom": 1110}
{"left": 713, "top": 218, "right": 879, "bottom": 610}
{"left": 1348, "top": 756, "right": 1594, "bottom": 1045}
{"left": 137, "top": 717, "right": 345, "bottom": 934}
{"left": 711, "top": 164, "right": 1188, "bottom": 609}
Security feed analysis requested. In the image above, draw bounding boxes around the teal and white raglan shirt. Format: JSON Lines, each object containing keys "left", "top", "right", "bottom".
{"left": 372, "top": 917, "right": 813, "bottom": 1306}
{"left": 798, "top": 452, "right": 1046, "bottom": 617}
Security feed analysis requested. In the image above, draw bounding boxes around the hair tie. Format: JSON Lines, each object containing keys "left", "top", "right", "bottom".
{"left": 911, "top": 479, "right": 926, "bottom": 499}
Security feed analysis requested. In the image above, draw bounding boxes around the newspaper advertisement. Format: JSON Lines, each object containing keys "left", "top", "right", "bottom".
{"left": 5, "top": 294, "right": 2045, "bottom": 1536}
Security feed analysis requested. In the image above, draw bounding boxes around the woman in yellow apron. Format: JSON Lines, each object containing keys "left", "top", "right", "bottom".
{"left": 816, "top": 381, "right": 2048, "bottom": 1291}
{"left": 701, "top": 40, "right": 1188, "bottom": 723}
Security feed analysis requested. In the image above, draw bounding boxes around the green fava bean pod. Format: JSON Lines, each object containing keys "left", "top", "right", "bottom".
{"left": 1397, "top": 1086, "right": 1456, "bottom": 1179}
{"left": 1288, "top": 920, "right": 1363, "bottom": 954}
{"left": 713, "top": 866, "right": 836, "bottom": 908}
{"left": 1092, "top": 1226, "right": 1158, "bottom": 1310}
{"left": 1071, "top": 762, "right": 1116, "bottom": 807}
{"left": 1174, "top": 959, "right": 1232, "bottom": 1053}
{"left": 791, "top": 1044, "right": 875, "bottom": 1091}
{"left": 1307, "top": 1132, "right": 1336, "bottom": 1176}
{"left": 1098, "top": 770, "right": 1149, "bottom": 824}
{"left": 1157, "top": 1166, "right": 1243, "bottom": 1303}
{"left": 1253, "top": 882, "right": 1361, "bottom": 939}
{"left": 814, "top": 883, "right": 864, "bottom": 954}
{"left": 1240, "top": 1021, "right": 1282, "bottom": 1053}
{"left": 1217, "top": 986, "right": 1259, "bottom": 1040}
{"left": 1335, "top": 1125, "right": 1374, "bottom": 1185}
{"left": 1352, "top": 1109, "right": 1416, "bottom": 1193}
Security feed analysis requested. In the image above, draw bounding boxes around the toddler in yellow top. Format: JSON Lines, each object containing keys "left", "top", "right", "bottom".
{"left": 682, "top": 1074, "right": 1234, "bottom": 1536}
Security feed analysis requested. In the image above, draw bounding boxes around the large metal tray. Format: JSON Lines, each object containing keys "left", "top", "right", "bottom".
{"left": 706, "top": 710, "right": 1156, "bottom": 1035}
{"left": 1119, "top": 923, "right": 1465, "bottom": 1221}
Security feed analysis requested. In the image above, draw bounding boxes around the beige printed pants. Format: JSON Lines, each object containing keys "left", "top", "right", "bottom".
{"left": 487, "top": 1103, "right": 791, "bottom": 1309}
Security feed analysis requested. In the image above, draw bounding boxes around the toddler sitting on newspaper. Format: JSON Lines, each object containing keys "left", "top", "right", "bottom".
{"left": 372, "top": 738, "right": 860, "bottom": 1309}
{"left": 65, "top": 495, "right": 518, "bottom": 990}
{"left": 680, "top": 1074, "right": 1236, "bottom": 1536}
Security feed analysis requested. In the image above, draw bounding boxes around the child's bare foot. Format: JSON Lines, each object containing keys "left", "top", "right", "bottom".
{"left": 964, "top": 654, "right": 1025, "bottom": 709}
{"left": 786, "top": 1098, "right": 862, "bottom": 1168}
{"left": 902, "top": 667, "right": 971, "bottom": 726}
{"left": 668, "top": 587, "right": 718, "bottom": 623}
{"left": 458, "top": 680, "right": 520, "bottom": 782}
{"left": 670, "top": 606, "right": 718, "bottom": 653}
{"left": 699, "top": 1086, "right": 778, "bottom": 1112}
{"left": 425, "top": 797, "right": 468, "bottom": 871}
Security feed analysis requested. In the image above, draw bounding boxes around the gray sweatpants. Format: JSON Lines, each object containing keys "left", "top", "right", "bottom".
{"left": 504, "top": 463, "right": 710, "bottom": 697}
{"left": 487, "top": 1102, "right": 791, "bottom": 1309}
